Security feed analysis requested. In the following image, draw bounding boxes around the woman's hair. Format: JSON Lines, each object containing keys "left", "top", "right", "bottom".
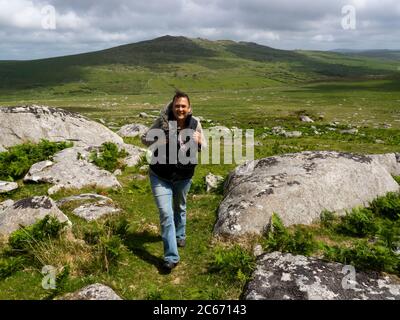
{"left": 172, "top": 90, "right": 190, "bottom": 106}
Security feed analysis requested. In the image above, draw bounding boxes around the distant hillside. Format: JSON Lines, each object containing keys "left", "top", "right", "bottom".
{"left": 0, "top": 35, "right": 398, "bottom": 95}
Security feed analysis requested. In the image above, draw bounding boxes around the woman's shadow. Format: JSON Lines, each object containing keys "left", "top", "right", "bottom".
{"left": 123, "top": 230, "right": 171, "bottom": 275}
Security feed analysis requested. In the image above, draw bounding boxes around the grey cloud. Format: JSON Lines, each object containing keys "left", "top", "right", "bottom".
{"left": 0, "top": 0, "right": 399, "bottom": 59}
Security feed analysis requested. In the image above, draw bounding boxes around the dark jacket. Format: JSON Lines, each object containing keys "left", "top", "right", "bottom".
{"left": 141, "top": 102, "right": 206, "bottom": 181}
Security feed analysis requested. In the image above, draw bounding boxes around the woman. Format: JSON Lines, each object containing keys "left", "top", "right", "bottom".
{"left": 141, "top": 91, "right": 206, "bottom": 271}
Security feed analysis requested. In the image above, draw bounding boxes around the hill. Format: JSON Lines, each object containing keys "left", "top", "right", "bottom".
{"left": 0, "top": 35, "right": 398, "bottom": 96}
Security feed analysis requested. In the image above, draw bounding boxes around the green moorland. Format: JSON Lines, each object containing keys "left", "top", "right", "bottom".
{"left": 0, "top": 36, "right": 399, "bottom": 299}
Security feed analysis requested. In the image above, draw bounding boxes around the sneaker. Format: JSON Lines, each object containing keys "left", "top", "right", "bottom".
{"left": 177, "top": 239, "right": 186, "bottom": 248}
{"left": 162, "top": 261, "right": 179, "bottom": 270}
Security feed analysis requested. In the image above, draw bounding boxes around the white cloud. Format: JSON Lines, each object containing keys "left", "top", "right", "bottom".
{"left": 312, "top": 34, "right": 335, "bottom": 42}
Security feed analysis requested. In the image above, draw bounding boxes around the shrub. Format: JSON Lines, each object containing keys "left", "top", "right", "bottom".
{"left": 90, "top": 142, "right": 128, "bottom": 172}
{"left": 0, "top": 256, "right": 26, "bottom": 280}
{"left": 0, "top": 140, "right": 72, "bottom": 180}
{"left": 105, "top": 217, "right": 130, "bottom": 240}
{"left": 323, "top": 241, "right": 399, "bottom": 275}
{"left": 376, "top": 219, "right": 400, "bottom": 250}
{"left": 335, "top": 208, "right": 378, "bottom": 237}
{"left": 320, "top": 210, "right": 336, "bottom": 229}
{"left": 44, "top": 265, "right": 71, "bottom": 299}
{"left": 189, "top": 177, "right": 207, "bottom": 194}
{"left": 370, "top": 192, "right": 400, "bottom": 221}
{"left": 8, "top": 215, "right": 68, "bottom": 251}
{"left": 263, "top": 213, "right": 317, "bottom": 256}
{"left": 97, "top": 235, "right": 125, "bottom": 272}
{"left": 209, "top": 245, "right": 256, "bottom": 284}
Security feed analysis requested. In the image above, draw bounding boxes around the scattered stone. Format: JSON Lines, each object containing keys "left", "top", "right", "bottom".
{"left": 208, "top": 126, "right": 231, "bottom": 135}
{"left": 113, "top": 169, "right": 122, "bottom": 176}
{"left": 72, "top": 200, "right": 121, "bottom": 221}
{"left": 139, "top": 112, "right": 156, "bottom": 119}
{"left": 283, "top": 131, "right": 302, "bottom": 138}
{"left": 272, "top": 126, "right": 285, "bottom": 135}
{"left": 0, "top": 181, "right": 18, "bottom": 193}
{"left": 244, "top": 252, "right": 400, "bottom": 300}
{"left": 253, "top": 244, "right": 263, "bottom": 257}
{"left": 139, "top": 165, "right": 149, "bottom": 172}
{"left": 59, "top": 283, "right": 122, "bottom": 300}
{"left": 214, "top": 151, "right": 400, "bottom": 237}
{"left": 375, "top": 139, "right": 385, "bottom": 144}
{"left": 340, "top": 129, "right": 358, "bottom": 135}
{"left": 117, "top": 124, "right": 149, "bottom": 138}
{"left": 300, "top": 115, "right": 314, "bottom": 123}
{"left": 0, "top": 105, "right": 123, "bottom": 149}
{"left": 0, "top": 196, "right": 71, "bottom": 236}
{"left": 133, "top": 174, "right": 147, "bottom": 181}
{"left": 205, "top": 173, "right": 224, "bottom": 193}
{"left": 56, "top": 193, "right": 112, "bottom": 207}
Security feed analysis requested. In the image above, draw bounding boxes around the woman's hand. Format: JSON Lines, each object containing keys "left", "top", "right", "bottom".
{"left": 193, "top": 131, "right": 201, "bottom": 145}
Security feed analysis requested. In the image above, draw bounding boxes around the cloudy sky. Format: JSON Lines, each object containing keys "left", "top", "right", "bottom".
{"left": 0, "top": 0, "right": 399, "bottom": 60}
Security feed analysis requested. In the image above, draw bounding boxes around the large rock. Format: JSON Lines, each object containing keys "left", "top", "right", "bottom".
{"left": 121, "top": 143, "right": 146, "bottom": 167}
{"left": 0, "top": 196, "right": 71, "bottom": 236}
{"left": 369, "top": 153, "right": 400, "bottom": 176}
{"left": 0, "top": 181, "right": 18, "bottom": 193}
{"left": 0, "top": 199, "right": 14, "bottom": 211}
{"left": 0, "top": 105, "right": 123, "bottom": 149}
{"left": 117, "top": 123, "right": 149, "bottom": 138}
{"left": 244, "top": 252, "right": 400, "bottom": 300}
{"left": 59, "top": 283, "right": 122, "bottom": 300}
{"left": 23, "top": 146, "right": 122, "bottom": 195}
{"left": 214, "top": 151, "right": 400, "bottom": 236}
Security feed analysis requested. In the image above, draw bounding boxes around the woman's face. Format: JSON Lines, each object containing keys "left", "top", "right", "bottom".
{"left": 172, "top": 97, "right": 191, "bottom": 122}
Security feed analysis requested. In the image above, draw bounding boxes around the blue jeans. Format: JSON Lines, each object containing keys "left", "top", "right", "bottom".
{"left": 149, "top": 171, "right": 192, "bottom": 263}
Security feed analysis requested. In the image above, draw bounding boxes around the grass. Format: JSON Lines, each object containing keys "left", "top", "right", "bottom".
{"left": 0, "top": 36, "right": 400, "bottom": 299}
